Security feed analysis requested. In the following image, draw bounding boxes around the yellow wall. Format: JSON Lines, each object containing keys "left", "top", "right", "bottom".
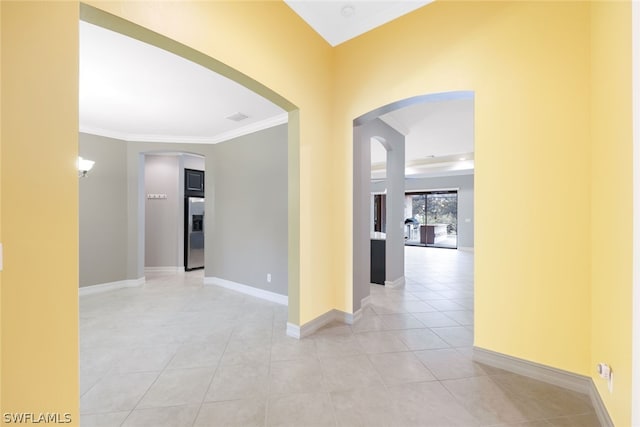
{"left": 1, "top": 1, "right": 79, "bottom": 421}
{"left": 0, "top": 0, "right": 3, "bottom": 412}
{"left": 0, "top": 0, "right": 635, "bottom": 424}
{"left": 84, "top": 1, "right": 337, "bottom": 324}
{"left": 335, "top": 0, "right": 592, "bottom": 375}
{"left": 590, "top": 2, "right": 633, "bottom": 425}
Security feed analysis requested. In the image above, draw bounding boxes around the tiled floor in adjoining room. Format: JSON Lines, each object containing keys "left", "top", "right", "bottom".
{"left": 80, "top": 247, "right": 599, "bottom": 427}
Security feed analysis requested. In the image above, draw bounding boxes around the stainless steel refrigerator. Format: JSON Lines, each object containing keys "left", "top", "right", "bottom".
{"left": 185, "top": 197, "right": 205, "bottom": 270}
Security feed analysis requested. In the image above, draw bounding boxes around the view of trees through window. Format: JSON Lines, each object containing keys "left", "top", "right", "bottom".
{"left": 410, "top": 192, "right": 458, "bottom": 234}
{"left": 402, "top": 190, "right": 458, "bottom": 248}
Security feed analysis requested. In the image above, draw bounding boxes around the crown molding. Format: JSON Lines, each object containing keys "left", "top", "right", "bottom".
{"left": 79, "top": 113, "right": 288, "bottom": 144}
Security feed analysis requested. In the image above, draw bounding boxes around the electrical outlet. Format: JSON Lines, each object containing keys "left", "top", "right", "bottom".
{"left": 267, "top": 273, "right": 271, "bottom": 283}
{"left": 597, "top": 363, "right": 614, "bottom": 393}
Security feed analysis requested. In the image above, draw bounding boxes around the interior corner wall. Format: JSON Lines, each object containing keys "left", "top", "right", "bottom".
{"left": 590, "top": 1, "right": 633, "bottom": 425}
{"left": 79, "top": 133, "right": 128, "bottom": 286}
{"left": 211, "top": 124, "right": 288, "bottom": 296}
{"left": 353, "top": 119, "right": 405, "bottom": 310}
{"left": 144, "top": 154, "right": 180, "bottom": 269}
{"left": 335, "top": 1, "right": 592, "bottom": 375}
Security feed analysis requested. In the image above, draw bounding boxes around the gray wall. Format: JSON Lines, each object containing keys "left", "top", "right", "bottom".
{"left": 79, "top": 133, "right": 128, "bottom": 287}
{"left": 371, "top": 174, "right": 475, "bottom": 248}
{"left": 211, "top": 124, "right": 288, "bottom": 296}
{"left": 144, "top": 155, "right": 180, "bottom": 268}
{"left": 79, "top": 126, "right": 287, "bottom": 296}
{"left": 353, "top": 119, "right": 405, "bottom": 312}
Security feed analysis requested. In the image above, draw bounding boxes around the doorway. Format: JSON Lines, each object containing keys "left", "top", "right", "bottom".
{"left": 405, "top": 190, "right": 458, "bottom": 249}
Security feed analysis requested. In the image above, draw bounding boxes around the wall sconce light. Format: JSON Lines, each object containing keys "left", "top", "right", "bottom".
{"left": 77, "top": 156, "right": 95, "bottom": 178}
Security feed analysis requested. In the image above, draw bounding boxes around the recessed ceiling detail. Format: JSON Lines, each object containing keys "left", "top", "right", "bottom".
{"left": 226, "top": 112, "right": 250, "bottom": 122}
{"left": 284, "top": 0, "right": 434, "bottom": 46}
{"left": 371, "top": 97, "right": 475, "bottom": 179}
{"left": 79, "top": 21, "right": 286, "bottom": 144}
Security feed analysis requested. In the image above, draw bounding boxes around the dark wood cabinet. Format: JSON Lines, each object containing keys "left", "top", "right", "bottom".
{"left": 371, "top": 238, "right": 385, "bottom": 285}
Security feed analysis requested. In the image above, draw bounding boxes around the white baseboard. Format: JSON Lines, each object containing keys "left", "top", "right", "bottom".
{"left": 79, "top": 277, "right": 145, "bottom": 296}
{"left": 589, "top": 381, "right": 615, "bottom": 427}
{"left": 458, "top": 246, "right": 474, "bottom": 252}
{"left": 286, "top": 299, "right": 373, "bottom": 339}
{"left": 204, "top": 276, "right": 287, "bottom": 306}
{"left": 473, "top": 347, "right": 613, "bottom": 427}
{"left": 145, "top": 266, "right": 185, "bottom": 273}
{"left": 385, "top": 276, "right": 405, "bottom": 288}
{"left": 350, "top": 295, "right": 372, "bottom": 324}
{"left": 286, "top": 309, "right": 337, "bottom": 339}
{"left": 286, "top": 322, "right": 302, "bottom": 339}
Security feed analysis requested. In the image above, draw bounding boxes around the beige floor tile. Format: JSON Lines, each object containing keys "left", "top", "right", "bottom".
{"left": 395, "top": 328, "right": 450, "bottom": 350}
{"left": 80, "top": 250, "right": 597, "bottom": 426}
{"left": 313, "top": 320, "right": 353, "bottom": 336}
{"left": 270, "top": 337, "right": 317, "bottom": 361}
{"left": 491, "top": 421, "right": 552, "bottom": 427}
{"left": 137, "top": 367, "right": 214, "bottom": 408}
{"left": 80, "top": 373, "right": 103, "bottom": 397}
{"left": 331, "top": 385, "right": 396, "bottom": 427}
{"left": 80, "top": 372, "right": 158, "bottom": 413}
{"left": 378, "top": 313, "right": 424, "bottom": 330}
{"left": 414, "top": 348, "right": 490, "bottom": 380}
{"left": 205, "top": 362, "right": 269, "bottom": 401}
{"left": 387, "top": 381, "right": 480, "bottom": 426}
{"left": 121, "top": 404, "right": 199, "bottom": 427}
{"left": 442, "top": 310, "right": 474, "bottom": 326}
{"left": 80, "top": 411, "right": 130, "bottom": 427}
{"left": 489, "top": 374, "right": 594, "bottom": 418}
{"left": 194, "top": 399, "right": 266, "bottom": 427}
{"left": 314, "top": 334, "right": 364, "bottom": 358}
{"left": 111, "top": 345, "right": 178, "bottom": 373}
{"left": 351, "top": 315, "right": 385, "bottom": 333}
{"left": 355, "top": 330, "right": 409, "bottom": 353}
{"left": 267, "top": 392, "right": 336, "bottom": 427}
{"left": 219, "top": 342, "right": 270, "bottom": 368}
{"left": 442, "top": 376, "right": 537, "bottom": 424}
{"left": 166, "top": 342, "right": 224, "bottom": 369}
{"left": 320, "top": 354, "right": 383, "bottom": 391}
{"left": 269, "top": 358, "right": 326, "bottom": 395}
{"left": 369, "top": 351, "right": 436, "bottom": 385}
{"left": 546, "top": 412, "right": 600, "bottom": 427}
{"left": 412, "top": 311, "right": 460, "bottom": 327}
{"left": 431, "top": 325, "right": 474, "bottom": 347}
{"left": 400, "top": 300, "right": 439, "bottom": 313}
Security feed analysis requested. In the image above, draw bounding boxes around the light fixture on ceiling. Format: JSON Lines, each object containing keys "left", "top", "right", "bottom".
{"left": 78, "top": 156, "right": 95, "bottom": 178}
{"left": 459, "top": 157, "right": 466, "bottom": 161}
{"left": 225, "top": 112, "right": 249, "bottom": 122}
{"left": 341, "top": 4, "right": 355, "bottom": 18}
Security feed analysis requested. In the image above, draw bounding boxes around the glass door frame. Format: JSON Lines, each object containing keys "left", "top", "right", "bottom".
{"left": 405, "top": 189, "right": 459, "bottom": 249}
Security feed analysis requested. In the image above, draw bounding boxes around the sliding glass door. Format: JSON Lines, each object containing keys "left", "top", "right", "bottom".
{"left": 405, "top": 191, "right": 458, "bottom": 249}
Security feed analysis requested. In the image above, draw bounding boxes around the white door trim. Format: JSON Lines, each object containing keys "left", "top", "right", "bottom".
{"left": 632, "top": 1, "right": 639, "bottom": 425}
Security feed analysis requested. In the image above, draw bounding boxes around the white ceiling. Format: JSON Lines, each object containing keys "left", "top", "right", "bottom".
{"left": 284, "top": 0, "right": 433, "bottom": 46}
{"left": 80, "top": 5, "right": 472, "bottom": 179}
{"left": 371, "top": 98, "right": 475, "bottom": 179}
{"left": 79, "top": 21, "right": 286, "bottom": 144}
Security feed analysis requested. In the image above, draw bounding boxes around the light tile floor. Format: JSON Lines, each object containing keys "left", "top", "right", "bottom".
{"left": 80, "top": 247, "right": 599, "bottom": 427}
